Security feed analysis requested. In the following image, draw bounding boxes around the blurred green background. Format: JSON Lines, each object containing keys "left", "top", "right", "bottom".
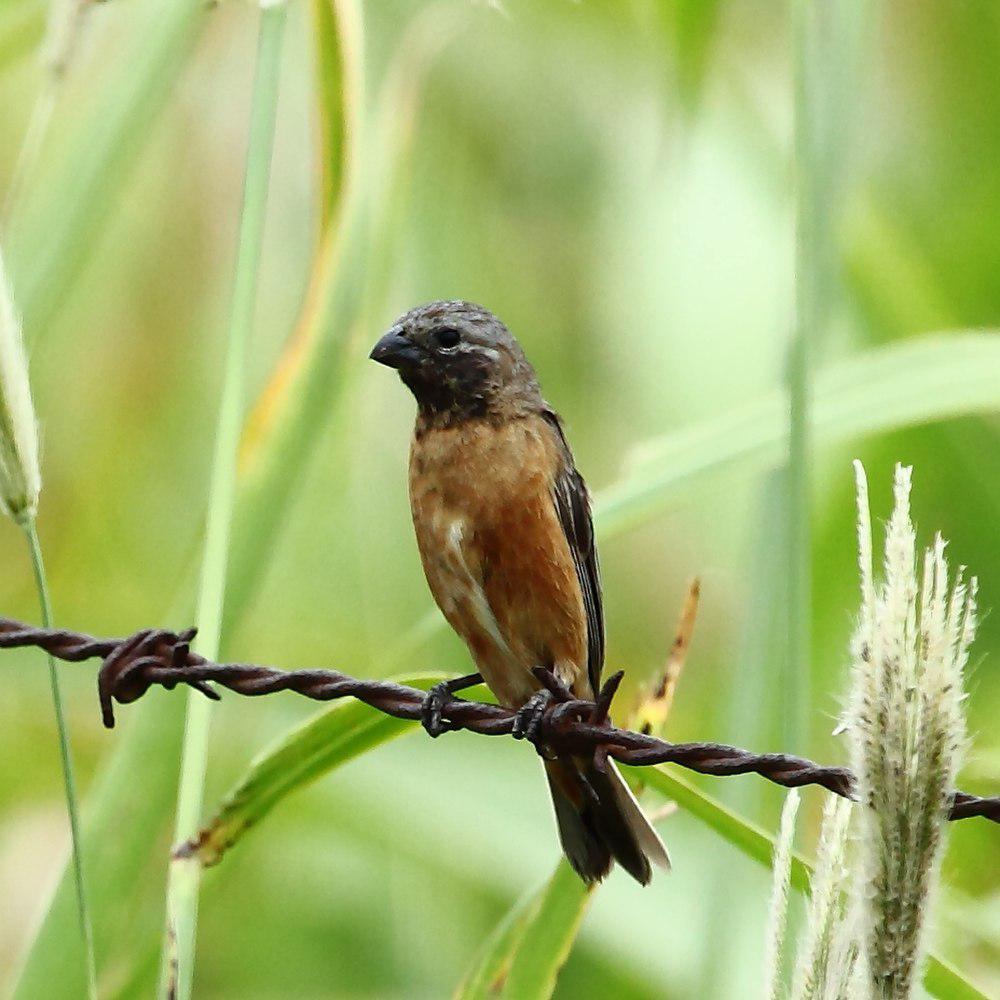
{"left": 0, "top": 0, "right": 997, "bottom": 996}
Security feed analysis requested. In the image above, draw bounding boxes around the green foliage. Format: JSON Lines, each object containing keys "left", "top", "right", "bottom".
{"left": 0, "top": 2, "right": 998, "bottom": 998}
{"left": 499, "top": 863, "right": 593, "bottom": 1000}
{"left": 637, "top": 767, "right": 813, "bottom": 894}
{"left": 0, "top": 4, "right": 43, "bottom": 74}
{"left": 7, "top": 0, "right": 207, "bottom": 331}
{"left": 457, "top": 881, "right": 544, "bottom": 999}
{"left": 636, "top": 769, "right": 984, "bottom": 1000}
{"left": 597, "top": 333, "right": 1000, "bottom": 539}
{"left": 466, "top": 758, "right": 982, "bottom": 1000}
{"left": 162, "top": 8, "right": 288, "bottom": 999}
{"left": 23, "top": 524, "right": 96, "bottom": 999}
{"left": 458, "top": 862, "right": 591, "bottom": 1000}
{"left": 189, "top": 675, "right": 448, "bottom": 867}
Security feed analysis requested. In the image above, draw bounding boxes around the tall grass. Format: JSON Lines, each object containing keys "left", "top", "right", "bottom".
{"left": 8, "top": 0, "right": 206, "bottom": 332}
{"left": 787, "top": 0, "right": 824, "bottom": 756}
{"left": 15, "top": 3, "right": 362, "bottom": 993}
{"left": 167, "top": 336, "right": 997, "bottom": 999}
{"left": 1, "top": 3, "right": 997, "bottom": 998}
{"left": 763, "top": 790, "right": 800, "bottom": 1000}
{"left": 849, "top": 464, "right": 974, "bottom": 998}
{"left": 1, "top": 0, "right": 94, "bottom": 227}
{"left": 23, "top": 525, "right": 96, "bottom": 1000}
{"left": 161, "top": 6, "right": 287, "bottom": 997}
{"left": 788, "top": 0, "right": 874, "bottom": 755}
{"left": 599, "top": 334, "right": 1000, "bottom": 539}
{"left": 0, "top": 16, "right": 120, "bottom": 993}
{"left": 790, "top": 795, "right": 854, "bottom": 1000}
{"left": 10, "top": 7, "right": 210, "bottom": 993}
{"left": 765, "top": 464, "right": 981, "bottom": 1000}
{"left": 1, "top": 244, "right": 95, "bottom": 997}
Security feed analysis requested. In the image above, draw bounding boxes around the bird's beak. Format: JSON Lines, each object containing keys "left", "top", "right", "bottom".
{"left": 370, "top": 328, "right": 421, "bottom": 370}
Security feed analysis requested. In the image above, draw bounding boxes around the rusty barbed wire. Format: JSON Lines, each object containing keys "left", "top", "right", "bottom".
{"left": 1, "top": 616, "right": 997, "bottom": 823}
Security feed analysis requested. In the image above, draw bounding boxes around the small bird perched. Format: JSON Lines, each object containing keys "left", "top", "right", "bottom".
{"left": 370, "top": 300, "right": 669, "bottom": 884}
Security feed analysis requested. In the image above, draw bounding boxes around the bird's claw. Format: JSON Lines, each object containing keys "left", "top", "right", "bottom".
{"left": 420, "top": 681, "right": 455, "bottom": 738}
{"left": 512, "top": 689, "right": 554, "bottom": 745}
{"left": 419, "top": 673, "right": 483, "bottom": 738}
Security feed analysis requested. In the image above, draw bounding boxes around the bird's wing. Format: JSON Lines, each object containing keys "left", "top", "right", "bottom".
{"left": 542, "top": 410, "right": 605, "bottom": 695}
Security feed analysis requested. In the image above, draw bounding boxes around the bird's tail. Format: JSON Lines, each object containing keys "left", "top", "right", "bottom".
{"left": 544, "top": 756, "right": 670, "bottom": 885}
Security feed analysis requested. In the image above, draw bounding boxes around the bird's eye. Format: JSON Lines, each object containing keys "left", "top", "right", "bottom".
{"left": 434, "top": 328, "right": 461, "bottom": 350}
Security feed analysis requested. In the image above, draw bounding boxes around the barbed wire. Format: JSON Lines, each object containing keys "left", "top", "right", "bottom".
{"left": 1, "top": 616, "right": 996, "bottom": 822}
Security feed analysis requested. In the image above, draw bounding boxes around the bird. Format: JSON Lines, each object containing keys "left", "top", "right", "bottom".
{"left": 370, "top": 300, "right": 669, "bottom": 885}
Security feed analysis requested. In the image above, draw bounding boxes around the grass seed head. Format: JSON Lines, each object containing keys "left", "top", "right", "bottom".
{"left": 0, "top": 247, "right": 40, "bottom": 526}
{"left": 764, "top": 788, "right": 801, "bottom": 1000}
{"left": 846, "top": 462, "right": 973, "bottom": 1000}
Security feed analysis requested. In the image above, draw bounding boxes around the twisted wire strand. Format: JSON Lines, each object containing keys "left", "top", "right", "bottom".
{"left": 1, "top": 616, "right": 996, "bottom": 823}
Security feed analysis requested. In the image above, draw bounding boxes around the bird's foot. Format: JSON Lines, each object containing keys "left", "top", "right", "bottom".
{"left": 420, "top": 672, "right": 482, "bottom": 738}
{"left": 513, "top": 667, "right": 582, "bottom": 750}
{"left": 512, "top": 689, "right": 555, "bottom": 744}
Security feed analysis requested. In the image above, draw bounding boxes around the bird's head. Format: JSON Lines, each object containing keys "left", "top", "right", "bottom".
{"left": 370, "top": 300, "right": 542, "bottom": 423}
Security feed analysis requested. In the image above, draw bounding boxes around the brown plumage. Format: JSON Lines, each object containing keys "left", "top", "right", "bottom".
{"left": 371, "top": 300, "right": 669, "bottom": 884}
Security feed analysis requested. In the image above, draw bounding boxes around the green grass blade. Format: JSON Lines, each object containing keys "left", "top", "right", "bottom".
{"left": 160, "top": 8, "right": 287, "bottom": 998}
{"left": 9, "top": 4, "right": 210, "bottom": 979}
{"left": 633, "top": 766, "right": 988, "bottom": 1000}
{"left": 165, "top": 670, "right": 985, "bottom": 1000}
{"left": 787, "top": 0, "right": 818, "bottom": 755}
{"left": 185, "top": 662, "right": 582, "bottom": 1000}
{"left": 922, "top": 959, "right": 994, "bottom": 1000}
{"left": 220, "top": 0, "right": 367, "bottom": 635}
{"left": 184, "top": 674, "right": 448, "bottom": 867}
{"left": 22, "top": 521, "right": 96, "bottom": 1000}
{"left": 785, "top": 0, "right": 870, "bottom": 758}
{"left": 309, "top": 0, "right": 362, "bottom": 233}
{"left": 498, "top": 862, "right": 592, "bottom": 1000}
{"left": 222, "top": 195, "right": 369, "bottom": 635}
{"left": 14, "top": 694, "right": 190, "bottom": 998}
{"left": 597, "top": 332, "right": 1000, "bottom": 539}
{"left": 221, "top": 1, "right": 459, "bottom": 633}
{"left": 8, "top": 0, "right": 207, "bottom": 332}
{"left": 455, "top": 883, "right": 545, "bottom": 1000}
{"left": 631, "top": 766, "right": 812, "bottom": 894}
{"left": 14, "top": 3, "right": 359, "bottom": 991}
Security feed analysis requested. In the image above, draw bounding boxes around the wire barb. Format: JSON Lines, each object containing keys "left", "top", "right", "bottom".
{"left": 1, "top": 616, "right": 996, "bottom": 823}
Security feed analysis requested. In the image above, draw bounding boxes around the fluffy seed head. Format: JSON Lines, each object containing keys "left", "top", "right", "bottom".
{"left": 791, "top": 795, "right": 857, "bottom": 1000}
{"left": 846, "top": 462, "right": 973, "bottom": 999}
{"left": 763, "top": 789, "right": 801, "bottom": 1000}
